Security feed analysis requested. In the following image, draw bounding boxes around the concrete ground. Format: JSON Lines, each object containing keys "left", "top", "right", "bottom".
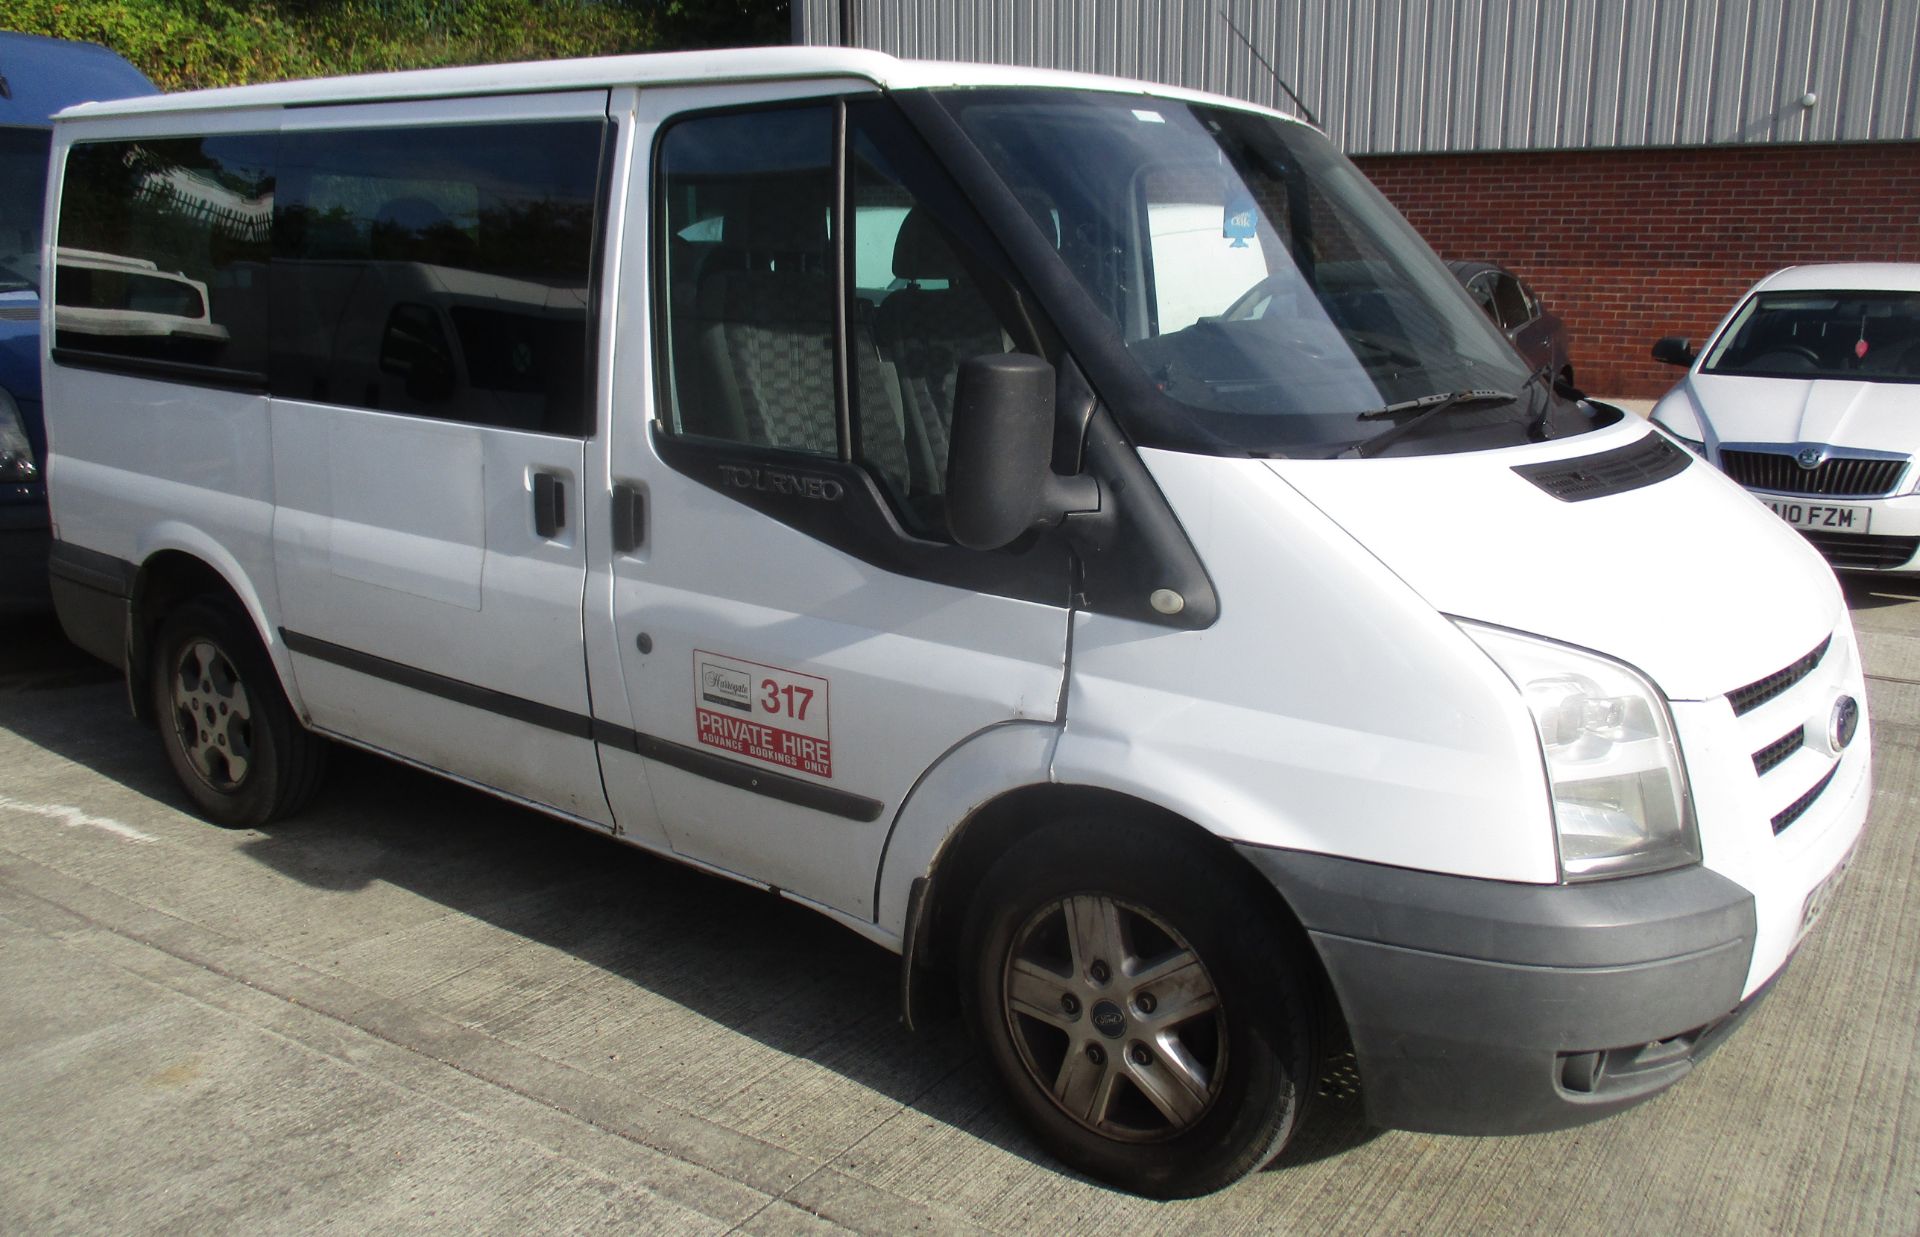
{"left": 2, "top": 573, "right": 1917, "bottom": 1235}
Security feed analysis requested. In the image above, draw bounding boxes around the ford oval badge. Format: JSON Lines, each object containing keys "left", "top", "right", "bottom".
{"left": 1830, "top": 696, "right": 1860, "bottom": 753}
{"left": 1090, "top": 1001, "right": 1128, "bottom": 1039}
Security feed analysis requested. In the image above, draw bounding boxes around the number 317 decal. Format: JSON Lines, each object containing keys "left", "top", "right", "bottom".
{"left": 694, "top": 650, "right": 833, "bottom": 779}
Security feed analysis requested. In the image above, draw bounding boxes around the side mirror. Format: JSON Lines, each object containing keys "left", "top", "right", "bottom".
{"left": 1651, "top": 336, "right": 1697, "bottom": 367}
{"left": 946, "top": 353, "right": 1098, "bottom": 551}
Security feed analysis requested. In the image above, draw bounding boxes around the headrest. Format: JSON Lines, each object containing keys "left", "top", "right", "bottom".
{"left": 891, "top": 207, "right": 966, "bottom": 282}
{"left": 724, "top": 175, "right": 829, "bottom": 256}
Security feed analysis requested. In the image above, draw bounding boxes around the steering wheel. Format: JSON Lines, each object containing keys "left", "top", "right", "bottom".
{"left": 1749, "top": 345, "right": 1822, "bottom": 369}
{"left": 1221, "top": 273, "right": 1294, "bottom": 322}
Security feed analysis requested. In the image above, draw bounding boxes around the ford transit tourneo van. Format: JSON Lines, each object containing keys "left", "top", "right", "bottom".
{"left": 41, "top": 50, "right": 1871, "bottom": 1197}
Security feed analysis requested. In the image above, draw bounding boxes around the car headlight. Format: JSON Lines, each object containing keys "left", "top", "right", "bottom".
{"left": 0, "top": 388, "right": 38, "bottom": 484}
{"left": 1650, "top": 417, "right": 1704, "bottom": 457}
{"left": 1458, "top": 620, "right": 1699, "bottom": 881}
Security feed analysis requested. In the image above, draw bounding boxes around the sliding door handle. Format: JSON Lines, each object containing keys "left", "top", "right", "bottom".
{"left": 533, "top": 472, "right": 566, "bottom": 538}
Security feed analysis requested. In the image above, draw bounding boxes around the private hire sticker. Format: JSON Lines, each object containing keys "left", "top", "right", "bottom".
{"left": 693, "top": 651, "right": 832, "bottom": 779}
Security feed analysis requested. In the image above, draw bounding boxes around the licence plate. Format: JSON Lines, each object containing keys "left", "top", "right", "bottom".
{"left": 1798, "top": 845, "right": 1856, "bottom": 942}
{"left": 1765, "top": 498, "right": 1871, "bottom": 533}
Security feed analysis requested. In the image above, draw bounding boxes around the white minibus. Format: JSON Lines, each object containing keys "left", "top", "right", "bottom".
{"left": 42, "top": 49, "right": 1870, "bottom": 1198}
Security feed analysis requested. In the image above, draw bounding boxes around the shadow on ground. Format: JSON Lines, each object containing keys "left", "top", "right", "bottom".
{"left": 0, "top": 616, "right": 1378, "bottom": 1191}
{"left": 1842, "top": 572, "right": 1920, "bottom": 611}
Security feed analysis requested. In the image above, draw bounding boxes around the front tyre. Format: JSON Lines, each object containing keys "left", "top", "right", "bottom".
{"left": 962, "top": 818, "right": 1316, "bottom": 1198}
{"left": 152, "top": 597, "right": 326, "bottom": 828}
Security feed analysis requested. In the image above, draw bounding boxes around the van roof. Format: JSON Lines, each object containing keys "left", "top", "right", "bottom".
{"left": 51, "top": 45, "right": 1286, "bottom": 125}
{"left": 0, "top": 32, "right": 155, "bottom": 126}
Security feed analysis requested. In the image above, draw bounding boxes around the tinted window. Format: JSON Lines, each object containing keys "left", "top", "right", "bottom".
{"left": 0, "top": 129, "right": 53, "bottom": 294}
{"left": 1490, "top": 274, "right": 1530, "bottom": 331}
{"left": 274, "top": 121, "right": 604, "bottom": 433}
{"left": 55, "top": 135, "right": 276, "bottom": 379}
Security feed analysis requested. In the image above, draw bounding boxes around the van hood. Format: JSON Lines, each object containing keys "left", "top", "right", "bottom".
{"left": 1265, "top": 417, "right": 1844, "bottom": 701}
{"left": 1686, "top": 373, "right": 1920, "bottom": 458}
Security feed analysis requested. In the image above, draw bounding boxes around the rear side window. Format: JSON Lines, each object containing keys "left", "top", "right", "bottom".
{"left": 54, "top": 119, "right": 605, "bottom": 435}
{"left": 1, "top": 129, "right": 54, "bottom": 294}
{"left": 274, "top": 121, "right": 605, "bottom": 433}
{"left": 55, "top": 135, "right": 276, "bottom": 382}
{"left": 1490, "top": 274, "right": 1530, "bottom": 331}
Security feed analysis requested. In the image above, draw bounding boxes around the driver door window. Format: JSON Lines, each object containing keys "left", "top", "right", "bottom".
{"left": 657, "top": 99, "right": 1024, "bottom": 540}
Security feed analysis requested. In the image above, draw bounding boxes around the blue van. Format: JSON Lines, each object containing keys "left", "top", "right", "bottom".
{"left": 0, "top": 32, "right": 154, "bottom": 612}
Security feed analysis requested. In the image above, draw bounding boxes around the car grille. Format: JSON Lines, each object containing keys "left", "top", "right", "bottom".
{"left": 1721, "top": 448, "right": 1907, "bottom": 497}
{"left": 1799, "top": 531, "right": 1920, "bottom": 571}
{"left": 1751, "top": 726, "right": 1806, "bottom": 777}
{"left": 1773, "top": 767, "right": 1838, "bottom": 834}
{"left": 0, "top": 306, "right": 37, "bottom": 322}
{"left": 1728, "top": 637, "right": 1829, "bottom": 716}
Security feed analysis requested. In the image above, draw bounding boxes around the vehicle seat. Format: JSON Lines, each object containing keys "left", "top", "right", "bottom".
{"left": 681, "top": 180, "right": 908, "bottom": 487}
{"left": 873, "top": 206, "right": 1007, "bottom": 490}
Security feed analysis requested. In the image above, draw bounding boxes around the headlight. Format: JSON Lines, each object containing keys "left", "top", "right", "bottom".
{"left": 1458, "top": 621, "right": 1698, "bottom": 881}
{"left": 1650, "top": 417, "right": 1704, "bottom": 457}
{"left": 0, "top": 388, "right": 37, "bottom": 484}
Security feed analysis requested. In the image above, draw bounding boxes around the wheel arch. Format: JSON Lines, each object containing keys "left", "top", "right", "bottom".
{"left": 906, "top": 781, "right": 1343, "bottom": 1041}
{"left": 128, "top": 541, "right": 292, "bottom": 725}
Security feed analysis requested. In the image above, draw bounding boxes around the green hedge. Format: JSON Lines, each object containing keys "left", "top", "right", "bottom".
{"left": 6, "top": 0, "right": 667, "bottom": 91}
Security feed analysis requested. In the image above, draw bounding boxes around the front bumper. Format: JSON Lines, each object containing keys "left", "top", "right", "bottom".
{"left": 1237, "top": 846, "right": 1761, "bottom": 1135}
{"left": 0, "top": 492, "right": 52, "bottom": 615}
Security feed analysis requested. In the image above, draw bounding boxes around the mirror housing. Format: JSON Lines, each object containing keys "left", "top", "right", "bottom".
{"left": 946, "top": 353, "right": 1099, "bottom": 551}
{"left": 1651, "top": 336, "right": 1697, "bottom": 367}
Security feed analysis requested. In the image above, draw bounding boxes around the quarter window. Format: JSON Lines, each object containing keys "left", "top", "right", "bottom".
{"left": 55, "top": 135, "right": 276, "bottom": 380}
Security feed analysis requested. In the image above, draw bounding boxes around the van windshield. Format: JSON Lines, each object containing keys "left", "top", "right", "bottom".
{"left": 0, "top": 128, "right": 53, "bottom": 294}
{"left": 937, "top": 89, "right": 1588, "bottom": 457}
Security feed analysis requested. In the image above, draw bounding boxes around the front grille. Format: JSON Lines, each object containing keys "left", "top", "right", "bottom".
{"left": 1752, "top": 726, "right": 1806, "bottom": 776}
{"left": 1513, "top": 433, "right": 1690, "bottom": 502}
{"left": 1800, "top": 530, "right": 1920, "bottom": 571}
{"left": 1722, "top": 448, "right": 1907, "bottom": 497}
{"left": 0, "top": 306, "right": 37, "bottom": 322}
{"left": 1773, "top": 766, "right": 1838, "bottom": 834}
{"left": 1728, "top": 638, "right": 1830, "bottom": 716}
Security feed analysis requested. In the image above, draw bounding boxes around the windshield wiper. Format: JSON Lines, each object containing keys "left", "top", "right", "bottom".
{"left": 1341, "top": 387, "right": 1517, "bottom": 459}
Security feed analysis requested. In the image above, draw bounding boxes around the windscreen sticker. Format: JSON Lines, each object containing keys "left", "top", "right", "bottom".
{"left": 694, "top": 651, "right": 832, "bottom": 779}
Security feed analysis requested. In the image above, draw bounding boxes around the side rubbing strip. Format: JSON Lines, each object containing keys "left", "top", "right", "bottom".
{"left": 592, "top": 720, "right": 884, "bottom": 823}
{"left": 281, "top": 629, "right": 593, "bottom": 738}
{"left": 281, "top": 629, "right": 883, "bottom": 822}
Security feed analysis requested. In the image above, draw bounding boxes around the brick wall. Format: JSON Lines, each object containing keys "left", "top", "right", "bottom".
{"left": 1353, "top": 143, "right": 1920, "bottom": 399}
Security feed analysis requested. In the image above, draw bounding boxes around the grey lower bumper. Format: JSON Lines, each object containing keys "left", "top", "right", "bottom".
{"left": 0, "top": 498, "right": 52, "bottom": 615}
{"left": 1237, "top": 846, "right": 1759, "bottom": 1135}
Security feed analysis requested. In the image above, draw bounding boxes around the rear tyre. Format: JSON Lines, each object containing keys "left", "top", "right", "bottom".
{"left": 961, "top": 817, "right": 1316, "bottom": 1198}
{"left": 152, "top": 597, "right": 326, "bottom": 828}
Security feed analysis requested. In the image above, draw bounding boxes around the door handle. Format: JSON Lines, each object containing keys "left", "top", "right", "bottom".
{"left": 533, "top": 472, "right": 566, "bottom": 538}
{"left": 612, "top": 482, "right": 646, "bottom": 553}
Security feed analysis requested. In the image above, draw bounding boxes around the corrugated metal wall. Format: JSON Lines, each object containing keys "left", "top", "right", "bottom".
{"left": 794, "top": 0, "right": 1920, "bottom": 153}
